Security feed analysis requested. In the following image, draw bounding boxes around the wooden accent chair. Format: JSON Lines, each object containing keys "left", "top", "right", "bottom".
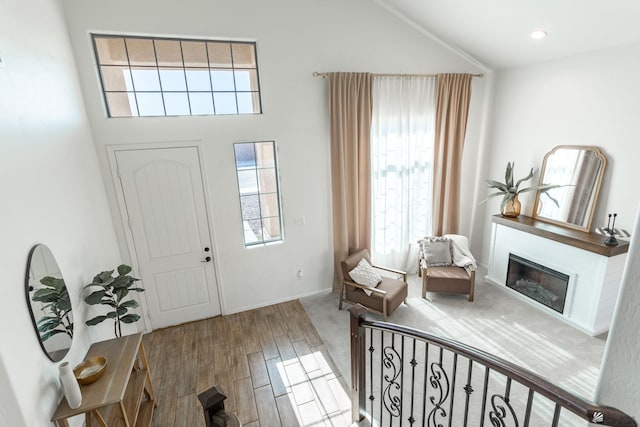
{"left": 339, "top": 249, "right": 408, "bottom": 321}
{"left": 418, "top": 236, "right": 476, "bottom": 302}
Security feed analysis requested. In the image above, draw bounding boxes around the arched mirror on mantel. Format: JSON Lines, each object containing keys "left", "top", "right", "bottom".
{"left": 25, "top": 244, "right": 74, "bottom": 362}
{"left": 532, "top": 145, "right": 607, "bottom": 232}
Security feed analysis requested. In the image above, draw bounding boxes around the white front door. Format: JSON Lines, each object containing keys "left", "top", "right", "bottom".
{"left": 114, "top": 146, "right": 221, "bottom": 329}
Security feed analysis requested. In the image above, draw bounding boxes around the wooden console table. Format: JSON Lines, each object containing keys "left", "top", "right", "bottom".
{"left": 52, "top": 333, "right": 156, "bottom": 427}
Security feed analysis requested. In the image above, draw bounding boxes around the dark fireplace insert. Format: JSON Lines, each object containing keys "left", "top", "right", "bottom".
{"left": 506, "top": 254, "right": 569, "bottom": 314}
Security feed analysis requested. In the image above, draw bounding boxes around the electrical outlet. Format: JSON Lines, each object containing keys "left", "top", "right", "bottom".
{"left": 297, "top": 269, "right": 303, "bottom": 278}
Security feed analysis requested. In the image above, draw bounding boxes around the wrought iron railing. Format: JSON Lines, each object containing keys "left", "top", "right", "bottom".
{"left": 349, "top": 305, "right": 636, "bottom": 427}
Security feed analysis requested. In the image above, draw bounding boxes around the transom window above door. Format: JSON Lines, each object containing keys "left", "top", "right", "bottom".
{"left": 91, "top": 34, "right": 262, "bottom": 117}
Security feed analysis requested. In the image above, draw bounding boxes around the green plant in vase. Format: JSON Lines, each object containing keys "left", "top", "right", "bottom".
{"left": 84, "top": 264, "right": 144, "bottom": 337}
{"left": 483, "top": 162, "right": 563, "bottom": 217}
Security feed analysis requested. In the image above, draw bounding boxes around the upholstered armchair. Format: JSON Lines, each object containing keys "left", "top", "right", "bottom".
{"left": 339, "top": 249, "right": 408, "bottom": 321}
{"left": 418, "top": 235, "right": 476, "bottom": 302}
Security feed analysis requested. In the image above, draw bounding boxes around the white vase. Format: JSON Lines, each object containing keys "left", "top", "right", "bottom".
{"left": 58, "top": 362, "right": 82, "bottom": 409}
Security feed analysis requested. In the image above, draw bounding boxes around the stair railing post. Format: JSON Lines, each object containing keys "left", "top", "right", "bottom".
{"left": 349, "top": 304, "right": 368, "bottom": 424}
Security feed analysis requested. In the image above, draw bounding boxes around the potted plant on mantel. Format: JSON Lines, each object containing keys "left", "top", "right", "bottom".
{"left": 84, "top": 264, "right": 144, "bottom": 337}
{"left": 483, "top": 162, "right": 563, "bottom": 218}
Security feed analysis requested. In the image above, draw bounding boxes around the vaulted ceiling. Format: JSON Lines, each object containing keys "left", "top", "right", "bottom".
{"left": 376, "top": 0, "right": 640, "bottom": 70}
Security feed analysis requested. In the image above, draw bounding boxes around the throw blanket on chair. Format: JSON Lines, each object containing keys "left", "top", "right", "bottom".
{"left": 444, "top": 234, "right": 477, "bottom": 270}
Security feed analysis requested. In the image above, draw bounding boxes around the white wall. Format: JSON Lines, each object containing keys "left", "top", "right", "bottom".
{"left": 595, "top": 204, "right": 640, "bottom": 418}
{"left": 0, "top": 0, "right": 122, "bottom": 425}
{"left": 477, "top": 43, "right": 640, "bottom": 268}
{"left": 61, "top": 0, "right": 486, "bottom": 313}
{"left": 477, "top": 45, "right": 640, "bottom": 416}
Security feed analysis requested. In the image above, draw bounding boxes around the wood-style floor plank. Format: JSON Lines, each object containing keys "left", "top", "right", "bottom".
{"left": 259, "top": 331, "right": 280, "bottom": 361}
{"left": 178, "top": 331, "right": 198, "bottom": 397}
{"left": 255, "top": 307, "right": 280, "bottom": 360}
{"left": 197, "top": 317, "right": 215, "bottom": 339}
{"left": 175, "top": 394, "right": 200, "bottom": 427}
{"left": 274, "top": 334, "right": 297, "bottom": 362}
{"left": 276, "top": 394, "right": 302, "bottom": 427}
{"left": 146, "top": 300, "right": 349, "bottom": 427}
{"left": 212, "top": 316, "right": 227, "bottom": 343}
{"left": 265, "top": 305, "right": 288, "bottom": 337}
{"left": 213, "top": 340, "right": 230, "bottom": 375}
{"left": 196, "top": 337, "right": 216, "bottom": 393}
{"left": 292, "top": 339, "right": 321, "bottom": 374}
{"left": 298, "top": 399, "right": 328, "bottom": 426}
{"left": 254, "top": 385, "right": 282, "bottom": 426}
{"left": 266, "top": 356, "right": 289, "bottom": 397}
{"left": 229, "top": 345, "right": 251, "bottom": 380}
{"left": 278, "top": 302, "right": 306, "bottom": 341}
{"left": 153, "top": 332, "right": 181, "bottom": 426}
{"left": 309, "top": 375, "right": 340, "bottom": 416}
{"left": 247, "top": 351, "right": 270, "bottom": 389}
{"left": 234, "top": 377, "right": 258, "bottom": 425}
{"left": 214, "top": 371, "right": 236, "bottom": 413}
{"left": 241, "top": 310, "right": 263, "bottom": 354}
{"left": 227, "top": 313, "right": 244, "bottom": 348}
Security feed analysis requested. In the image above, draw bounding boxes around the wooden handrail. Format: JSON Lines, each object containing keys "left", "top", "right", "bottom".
{"left": 349, "top": 305, "right": 636, "bottom": 427}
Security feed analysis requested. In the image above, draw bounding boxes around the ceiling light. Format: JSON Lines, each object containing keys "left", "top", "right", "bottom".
{"left": 530, "top": 29, "right": 548, "bottom": 40}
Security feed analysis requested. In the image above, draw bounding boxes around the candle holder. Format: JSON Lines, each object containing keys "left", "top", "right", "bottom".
{"left": 603, "top": 213, "right": 619, "bottom": 247}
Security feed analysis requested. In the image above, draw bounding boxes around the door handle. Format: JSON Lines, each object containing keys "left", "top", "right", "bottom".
{"left": 202, "top": 256, "right": 212, "bottom": 263}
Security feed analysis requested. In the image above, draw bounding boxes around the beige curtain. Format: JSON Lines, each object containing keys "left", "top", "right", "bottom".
{"left": 432, "top": 73, "right": 473, "bottom": 235}
{"left": 329, "top": 72, "right": 372, "bottom": 290}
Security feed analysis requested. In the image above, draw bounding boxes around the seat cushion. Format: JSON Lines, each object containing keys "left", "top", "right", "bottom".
{"left": 345, "top": 277, "right": 408, "bottom": 314}
{"left": 425, "top": 266, "right": 472, "bottom": 294}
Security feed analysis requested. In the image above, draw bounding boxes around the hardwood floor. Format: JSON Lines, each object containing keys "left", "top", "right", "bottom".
{"left": 142, "top": 300, "right": 352, "bottom": 427}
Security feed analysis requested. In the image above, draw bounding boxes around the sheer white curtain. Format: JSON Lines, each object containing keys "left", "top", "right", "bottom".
{"left": 370, "top": 76, "right": 436, "bottom": 271}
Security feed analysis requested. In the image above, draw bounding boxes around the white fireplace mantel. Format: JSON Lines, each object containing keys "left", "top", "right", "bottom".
{"left": 486, "top": 215, "right": 629, "bottom": 336}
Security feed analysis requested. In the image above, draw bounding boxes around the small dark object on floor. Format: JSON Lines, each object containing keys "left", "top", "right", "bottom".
{"left": 198, "top": 385, "right": 240, "bottom": 427}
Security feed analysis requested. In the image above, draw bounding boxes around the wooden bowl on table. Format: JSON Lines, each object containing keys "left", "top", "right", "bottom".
{"left": 73, "top": 356, "right": 107, "bottom": 385}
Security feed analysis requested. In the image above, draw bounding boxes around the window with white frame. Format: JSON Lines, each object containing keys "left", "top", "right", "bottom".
{"left": 92, "top": 34, "right": 262, "bottom": 117}
{"left": 234, "top": 141, "right": 283, "bottom": 246}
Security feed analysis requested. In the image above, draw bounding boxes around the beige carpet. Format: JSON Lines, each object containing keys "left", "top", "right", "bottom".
{"left": 301, "top": 274, "right": 606, "bottom": 403}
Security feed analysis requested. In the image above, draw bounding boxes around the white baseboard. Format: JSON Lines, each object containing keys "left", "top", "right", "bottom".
{"left": 224, "top": 288, "right": 334, "bottom": 315}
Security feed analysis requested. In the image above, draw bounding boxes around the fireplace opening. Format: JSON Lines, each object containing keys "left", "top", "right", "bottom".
{"left": 506, "top": 254, "right": 569, "bottom": 314}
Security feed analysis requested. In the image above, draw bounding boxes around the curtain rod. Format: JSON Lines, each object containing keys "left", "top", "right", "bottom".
{"left": 312, "top": 71, "right": 484, "bottom": 79}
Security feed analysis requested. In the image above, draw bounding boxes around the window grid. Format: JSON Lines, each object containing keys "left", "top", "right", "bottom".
{"left": 92, "top": 34, "right": 262, "bottom": 117}
{"left": 234, "top": 142, "right": 283, "bottom": 247}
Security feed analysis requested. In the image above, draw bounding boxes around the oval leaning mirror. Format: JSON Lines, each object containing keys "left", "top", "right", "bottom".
{"left": 25, "top": 244, "right": 74, "bottom": 362}
{"left": 532, "top": 145, "right": 607, "bottom": 232}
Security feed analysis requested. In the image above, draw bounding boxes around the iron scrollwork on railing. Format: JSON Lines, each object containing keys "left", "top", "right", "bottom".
{"left": 348, "top": 306, "right": 637, "bottom": 427}
{"left": 368, "top": 344, "right": 376, "bottom": 403}
{"left": 382, "top": 346, "right": 402, "bottom": 417}
{"left": 427, "top": 362, "right": 450, "bottom": 427}
{"left": 464, "top": 384, "right": 474, "bottom": 395}
{"left": 489, "top": 394, "right": 519, "bottom": 427}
